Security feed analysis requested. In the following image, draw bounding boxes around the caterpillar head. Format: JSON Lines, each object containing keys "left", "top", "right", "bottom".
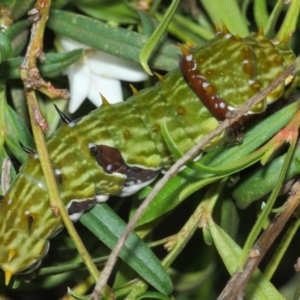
{"left": 0, "top": 232, "right": 49, "bottom": 285}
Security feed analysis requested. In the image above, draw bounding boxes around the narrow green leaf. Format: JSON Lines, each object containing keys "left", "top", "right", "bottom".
{"left": 241, "top": 0, "right": 252, "bottom": 18}
{"left": 67, "top": 287, "right": 90, "bottom": 300}
{"left": 161, "top": 116, "right": 266, "bottom": 176}
{"left": 80, "top": 204, "right": 173, "bottom": 295}
{"left": 0, "top": 0, "right": 15, "bottom": 8}
{"left": 220, "top": 198, "right": 239, "bottom": 239}
{"left": 47, "top": 10, "right": 180, "bottom": 71}
{"left": 4, "top": 20, "right": 30, "bottom": 57}
{"left": 4, "top": 102, "right": 33, "bottom": 163}
{"left": 163, "top": 17, "right": 206, "bottom": 46}
{"left": 170, "top": 266, "right": 215, "bottom": 292}
{"left": 137, "top": 291, "right": 171, "bottom": 299}
{"left": 133, "top": 6, "right": 157, "bottom": 37}
{"left": 113, "top": 278, "right": 148, "bottom": 298}
{"left": 276, "top": 0, "right": 300, "bottom": 42}
{"left": 138, "top": 186, "right": 153, "bottom": 200}
{"left": 179, "top": 174, "right": 227, "bottom": 201}
{"left": 136, "top": 166, "right": 205, "bottom": 227}
{"left": 137, "top": 101, "right": 298, "bottom": 227}
{"left": 10, "top": 0, "right": 36, "bottom": 20}
{"left": 0, "top": 148, "right": 15, "bottom": 195}
{"left": 0, "top": 49, "right": 84, "bottom": 79}
{"left": 233, "top": 147, "right": 300, "bottom": 208}
{"left": 200, "top": 102, "right": 299, "bottom": 168}
{"left": 139, "top": 0, "right": 179, "bottom": 74}
{"left": 170, "top": 13, "right": 214, "bottom": 42}
{"left": 208, "top": 220, "right": 285, "bottom": 300}
{"left": 120, "top": 280, "right": 148, "bottom": 300}
{"left": 0, "top": 31, "right": 12, "bottom": 62}
{"left": 4, "top": 19, "right": 30, "bottom": 40}
{"left": 265, "top": 0, "right": 284, "bottom": 37}
{"left": 51, "top": 0, "right": 69, "bottom": 9}
{"left": 4, "top": 20, "right": 30, "bottom": 40}
{"left": 238, "top": 140, "right": 297, "bottom": 269}
{"left": 254, "top": 0, "right": 269, "bottom": 29}
{"left": 0, "top": 82, "right": 6, "bottom": 149}
{"left": 74, "top": 0, "right": 139, "bottom": 24}
{"left": 264, "top": 218, "right": 300, "bottom": 280}
{"left": 201, "top": 0, "right": 249, "bottom": 36}
{"left": 202, "top": 227, "right": 213, "bottom": 245}
{"left": 0, "top": 83, "right": 16, "bottom": 193}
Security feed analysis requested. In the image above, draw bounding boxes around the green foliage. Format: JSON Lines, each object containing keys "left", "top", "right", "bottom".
{"left": 0, "top": 1, "right": 300, "bottom": 299}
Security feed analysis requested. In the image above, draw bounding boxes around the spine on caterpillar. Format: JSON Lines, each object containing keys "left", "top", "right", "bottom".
{"left": 0, "top": 24, "right": 295, "bottom": 284}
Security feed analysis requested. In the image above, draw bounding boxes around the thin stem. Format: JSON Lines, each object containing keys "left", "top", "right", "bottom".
{"left": 162, "top": 179, "right": 226, "bottom": 269}
{"left": 217, "top": 180, "right": 300, "bottom": 300}
{"left": 264, "top": 218, "right": 300, "bottom": 280}
{"left": 19, "top": 0, "right": 106, "bottom": 295}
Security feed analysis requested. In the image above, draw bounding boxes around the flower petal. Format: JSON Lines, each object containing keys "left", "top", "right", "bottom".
{"left": 87, "top": 75, "right": 123, "bottom": 107}
{"left": 59, "top": 35, "right": 90, "bottom": 51}
{"left": 87, "top": 51, "right": 148, "bottom": 82}
{"left": 66, "top": 62, "right": 92, "bottom": 113}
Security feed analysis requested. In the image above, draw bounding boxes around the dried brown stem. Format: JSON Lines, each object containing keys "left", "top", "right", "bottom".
{"left": 217, "top": 180, "right": 300, "bottom": 300}
{"left": 20, "top": 0, "right": 69, "bottom": 130}
{"left": 19, "top": 0, "right": 104, "bottom": 291}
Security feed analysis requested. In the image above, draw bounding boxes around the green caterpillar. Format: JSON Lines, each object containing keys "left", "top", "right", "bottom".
{"left": 0, "top": 25, "right": 295, "bottom": 285}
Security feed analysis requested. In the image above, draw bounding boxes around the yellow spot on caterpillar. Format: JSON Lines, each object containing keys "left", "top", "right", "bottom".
{"left": 198, "top": 57, "right": 204, "bottom": 64}
{"left": 206, "top": 70, "right": 212, "bottom": 76}
{"left": 177, "top": 106, "right": 186, "bottom": 115}
{"left": 152, "top": 124, "right": 160, "bottom": 132}
{"left": 243, "top": 46, "right": 250, "bottom": 55}
{"left": 234, "top": 34, "right": 242, "bottom": 41}
{"left": 178, "top": 43, "right": 191, "bottom": 57}
{"left": 205, "top": 85, "right": 214, "bottom": 95}
{"left": 186, "top": 41, "right": 193, "bottom": 48}
{"left": 221, "top": 21, "right": 229, "bottom": 34}
{"left": 130, "top": 84, "right": 139, "bottom": 95}
{"left": 154, "top": 72, "right": 164, "bottom": 82}
{"left": 214, "top": 22, "right": 220, "bottom": 33}
{"left": 283, "top": 34, "right": 292, "bottom": 44}
{"left": 250, "top": 82, "right": 260, "bottom": 90}
{"left": 274, "top": 55, "right": 283, "bottom": 64}
{"left": 285, "top": 75, "right": 294, "bottom": 85}
{"left": 257, "top": 25, "right": 264, "bottom": 36}
{"left": 8, "top": 250, "right": 16, "bottom": 262}
{"left": 123, "top": 130, "right": 131, "bottom": 139}
{"left": 4, "top": 270, "right": 12, "bottom": 285}
{"left": 243, "top": 63, "right": 253, "bottom": 75}
{"left": 100, "top": 94, "right": 110, "bottom": 106}
{"left": 251, "top": 101, "right": 265, "bottom": 112}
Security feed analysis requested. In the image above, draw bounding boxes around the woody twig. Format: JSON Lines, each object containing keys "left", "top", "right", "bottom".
{"left": 19, "top": 1, "right": 107, "bottom": 295}
{"left": 217, "top": 180, "right": 300, "bottom": 300}
{"left": 20, "top": 0, "right": 69, "bottom": 131}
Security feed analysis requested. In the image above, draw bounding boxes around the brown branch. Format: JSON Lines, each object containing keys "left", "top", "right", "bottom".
{"left": 217, "top": 180, "right": 300, "bottom": 300}
{"left": 18, "top": 1, "right": 107, "bottom": 293}
{"left": 20, "top": 1, "right": 69, "bottom": 131}
{"left": 91, "top": 59, "right": 297, "bottom": 299}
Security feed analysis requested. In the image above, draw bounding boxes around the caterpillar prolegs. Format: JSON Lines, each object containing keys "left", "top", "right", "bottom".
{"left": 0, "top": 26, "right": 295, "bottom": 284}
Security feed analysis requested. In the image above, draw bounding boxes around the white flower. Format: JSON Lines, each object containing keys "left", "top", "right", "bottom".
{"left": 58, "top": 36, "right": 149, "bottom": 113}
